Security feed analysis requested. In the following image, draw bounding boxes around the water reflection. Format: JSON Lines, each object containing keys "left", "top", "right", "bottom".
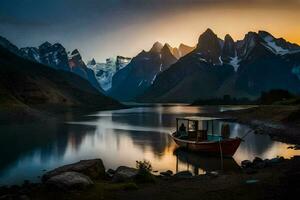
{"left": 174, "top": 149, "right": 240, "bottom": 175}
{"left": 0, "top": 105, "right": 299, "bottom": 185}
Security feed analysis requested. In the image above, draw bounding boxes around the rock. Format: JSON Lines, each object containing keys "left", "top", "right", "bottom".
{"left": 241, "top": 160, "right": 252, "bottom": 168}
{"left": 107, "top": 169, "right": 115, "bottom": 175}
{"left": 106, "top": 169, "right": 116, "bottom": 178}
{"left": 270, "top": 157, "right": 284, "bottom": 164}
{"left": 253, "top": 157, "right": 263, "bottom": 164}
{"left": 160, "top": 170, "right": 173, "bottom": 177}
{"left": 173, "top": 171, "right": 193, "bottom": 178}
{"left": 288, "top": 145, "right": 300, "bottom": 150}
{"left": 46, "top": 172, "right": 94, "bottom": 190}
{"left": 252, "top": 157, "right": 265, "bottom": 169}
{"left": 112, "top": 166, "right": 138, "bottom": 182}
{"left": 206, "top": 171, "right": 219, "bottom": 177}
{"left": 42, "top": 159, "right": 105, "bottom": 182}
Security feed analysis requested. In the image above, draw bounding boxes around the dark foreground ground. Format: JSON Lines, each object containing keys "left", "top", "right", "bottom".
{"left": 0, "top": 156, "right": 299, "bottom": 200}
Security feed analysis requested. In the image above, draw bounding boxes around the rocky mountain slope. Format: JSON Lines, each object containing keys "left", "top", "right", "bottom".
{"left": 139, "top": 29, "right": 300, "bottom": 103}
{"left": 1, "top": 38, "right": 104, "bottom": 92}
{"left": 108, "top": 42, "right": 194, "bottom": 101}
{"left": 0, "top": 41, "right": 121, "bottom": 119}
{"left": 87, "top": 56, "right": 131, "bottom": 91}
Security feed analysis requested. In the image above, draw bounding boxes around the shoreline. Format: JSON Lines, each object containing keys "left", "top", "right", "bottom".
{"left": 196, "top": 105, "right": 300, "bottom": 145}
{"left": 0, "top": 156, "right": 299, "bottom": 200}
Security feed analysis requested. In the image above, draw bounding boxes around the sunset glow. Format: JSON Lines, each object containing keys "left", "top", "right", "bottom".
{"left": 1, "top": 0, "right": 300, "bottom": 61}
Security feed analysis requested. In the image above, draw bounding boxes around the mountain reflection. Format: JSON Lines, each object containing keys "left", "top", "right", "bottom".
{"left": 0, "top": 105, "right": 299, "bottom": 185}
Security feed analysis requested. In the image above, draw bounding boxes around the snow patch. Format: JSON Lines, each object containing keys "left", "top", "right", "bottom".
{"left": 198, "top": 58, "right": 207, "bottom": 63}
{"left": 151, "top": 74, "right": 157, "bottom": 84}
{"left": 229, "top": 56, "right": 240, "bottom": 72}
{"left": 219, "top": 56, "right": 223, "bottom": 65}
{"left": 138, "top": 80, "right": 143, "bottom": 87}
{"left": 262, "top": 36, "right": 289, "bottom": 55}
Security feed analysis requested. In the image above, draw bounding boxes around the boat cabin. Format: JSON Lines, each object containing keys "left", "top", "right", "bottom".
{"left": 175, "top": 116, "right": 230, "bottom": 142}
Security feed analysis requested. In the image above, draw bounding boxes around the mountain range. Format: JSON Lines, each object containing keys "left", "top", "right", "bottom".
{"left": 1, "top": 28, "right": 300, "bottom": 106}
{"left": 1, "top": 38, "right": 103, "bottom": 92}
{"left": 0, "top": 36, "right": 120, "bottom": 120}
{"left": 134, "top": 29, "right": 300, "bottom": 102}
{"left": 87, "top": 56, "right": 131, "bottom": 91}
{"left": 108, "top": 42, "right": 194, "bottom": 101}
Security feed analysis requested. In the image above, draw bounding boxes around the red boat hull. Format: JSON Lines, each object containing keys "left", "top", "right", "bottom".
{"left": 171, "top": 132, "right": 241, "bottom": 157}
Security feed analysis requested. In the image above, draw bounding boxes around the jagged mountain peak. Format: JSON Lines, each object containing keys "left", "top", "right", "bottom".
{"left": 69, "top": 49, "right": 83, "bottom": 60}
{"left": 179, "top": 43, "right": 192, "bottom": 49}
{"left": 224, "top": 34, "right": 234, "bottom": 42}
{"left": 258, "top": 30, "right": 274, "bottom": 39}
{"left": 150, "top": 41, "right": 163, "bottom": 53}
{"left": 198, "top": 29, "right": 218, "bottom": 45}
{"left": 203, "top": 28, "right": 215, "bottom": 35}
{"left": 0, "top": 35, "right": 19, "bottom": 54}
{"left": 39, "top": 41, "right": 52, "bottom": 49}
{"left": 222, "top": 34, "right": 236, "bottom": 60}
{"left": 162, "top": 43, "right": 172, "bottom": 51}
{"left": 71, "top": 49, "right": 80, "bottom": 55}
{"left": 196, "top": 28, "right": 222, "bottom": 64}
{"left": 178, "top": 43, "right": 195, "bottom": 57}
{"left": 88, "top": 58, "right": 97, "bottom": 66}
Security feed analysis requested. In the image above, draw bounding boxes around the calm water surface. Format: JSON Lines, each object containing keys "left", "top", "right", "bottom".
{"left": 0, "top": 105, "right": 299, "bottom": 185}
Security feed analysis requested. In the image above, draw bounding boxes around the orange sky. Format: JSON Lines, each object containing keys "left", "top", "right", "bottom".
{"left": 133, "top": 5, "right": 300, "bottom": 48}
{"left": 1, "top": 0, "right": 300, "bottom": 61}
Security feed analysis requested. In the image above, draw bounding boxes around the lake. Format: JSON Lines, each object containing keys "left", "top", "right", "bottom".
{"left": 0, "top": 105, "right": 299, "bottom": 185}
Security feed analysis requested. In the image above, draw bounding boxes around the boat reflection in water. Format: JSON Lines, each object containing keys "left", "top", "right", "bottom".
{"left": 0, "top": 105, "right": 299, "bottom": 185}
{"left": 173, "top": 148, "right": 241, "bottom": 175}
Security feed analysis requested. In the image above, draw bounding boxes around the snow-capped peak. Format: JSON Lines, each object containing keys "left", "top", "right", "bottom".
{"left": 261, "top": 36, "right": 289, "bottom": 55}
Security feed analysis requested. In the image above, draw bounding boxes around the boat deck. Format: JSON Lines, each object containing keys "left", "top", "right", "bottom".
{"left": 176, "top": 134, "right": 223, "bottom": 142}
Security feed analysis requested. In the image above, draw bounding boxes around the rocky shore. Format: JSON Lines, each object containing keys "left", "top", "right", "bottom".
{"left": 198, "top": 105, "right": 300, "bottom": 145}
{"left": 0, "top": 156, "right": 299, "bottom": 200}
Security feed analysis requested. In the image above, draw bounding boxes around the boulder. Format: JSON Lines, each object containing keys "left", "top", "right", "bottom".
{"left": 112, "top": 166, "right": 138, "bottom": 182}
{"left": 252, "top": 157, "right": 265, "bottom": 169}
{"left": 252, "top": 157, "right": 263, "bottom": 164}
{"left": 107, "top": 169, "right": 115, "bottom": 175}
{"left": 106, "top": 169, "right": 116, "bottom": 178}
{"left": 206, "top": 171, "right": 219, "bottom": 177}
{"left": 46, "top": 172, "right": 93, "bottom": 190}
{"left": 269, "top": 157, "right": 285, "bottom": 164}
{"left": 241, "top": 160, "right": 252, "bottom": 168}
{"left": 42, "top": 159, "right": 105, "bottom": 182}
{"left": 173, "top": 171, "right": 193, "bottom": 178}
{"left": 160, "top": 170, "right": 173, "bottom": 177}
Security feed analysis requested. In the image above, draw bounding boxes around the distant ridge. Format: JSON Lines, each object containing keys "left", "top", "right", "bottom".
{"left": 138, "top": 29, "right": 300, "bottom": 103}
{"left": 108, "top": 42, "right": 194, "bottom": 101}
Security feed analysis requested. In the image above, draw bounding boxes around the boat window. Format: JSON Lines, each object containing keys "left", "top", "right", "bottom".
{"left": 177, "top": 119, "right": 188, "bottom": 132}
{"left": 188, "top": 120, "right": 197, "bottom": 132}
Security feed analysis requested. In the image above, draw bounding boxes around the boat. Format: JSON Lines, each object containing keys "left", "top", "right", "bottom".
{"left": 171, "top": 116, "right": 241, "bottom": 157}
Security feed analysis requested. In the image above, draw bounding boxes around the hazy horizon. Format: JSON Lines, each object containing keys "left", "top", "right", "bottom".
{"left": 1, "top": 0, "right": 300, "bottom": 62}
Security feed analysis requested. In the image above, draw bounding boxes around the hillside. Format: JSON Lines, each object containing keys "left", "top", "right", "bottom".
{"left": 0, "top": 45, "right": 121, "bottom": 121}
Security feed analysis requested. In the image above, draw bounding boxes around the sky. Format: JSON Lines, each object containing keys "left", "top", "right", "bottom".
{"left": 1, "top": 0, "right": 300, "bottom": 62}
